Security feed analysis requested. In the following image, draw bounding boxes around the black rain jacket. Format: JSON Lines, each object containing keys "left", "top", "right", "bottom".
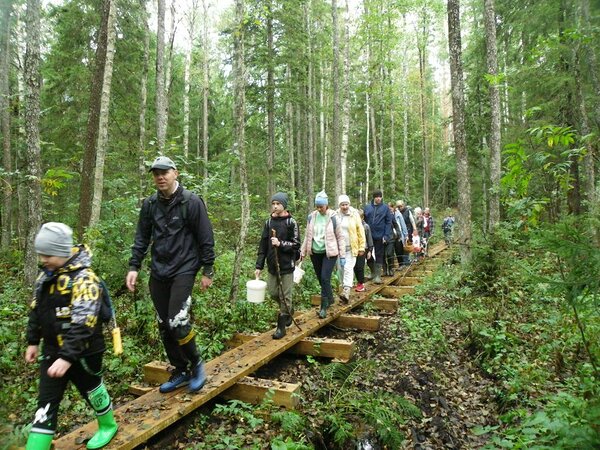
{"left": 255, "top": 213, "right": 301, "bottom": 275}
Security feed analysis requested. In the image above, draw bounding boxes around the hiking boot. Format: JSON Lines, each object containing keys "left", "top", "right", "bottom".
{"left": 285, "top": 308, "right": 294, "bottom": 327}
{"left": 355, "top": 283, "right": 365, "bottom": 292}
{"left": 273, "top": 313, "right": 289, "bottom": 339}
{"left": 159, "top": 370, "right": 190, "bottom": 393}
{"left": 372, "top": 264, "right": 383, "bottom": 284}
{"left": 318, "top": 297, "right": 329, "bottom": 319}
{"left": 340, "top": 287, "right": 350, "bottom": 303}
{"left": 189, "top": 362, "right": 207, "bottom": 392}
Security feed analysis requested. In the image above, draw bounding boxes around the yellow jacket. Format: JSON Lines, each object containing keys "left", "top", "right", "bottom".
{"left": 336, "top": 207, "right": 366, "bottom": 257}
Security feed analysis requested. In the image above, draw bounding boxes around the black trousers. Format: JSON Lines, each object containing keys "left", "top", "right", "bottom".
{"left": 31, "top": 353, "right": 103, "bottom": 434}
{"left": 149, "top": 274, "right": 201, "bottom": 372}
{"left": 354, "top": 254, "right": 366, "bottom": 284}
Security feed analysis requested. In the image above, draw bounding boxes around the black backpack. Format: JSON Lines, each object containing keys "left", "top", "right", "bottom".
{"left": 147, "top": 189, "right": 194, "bottom": 223}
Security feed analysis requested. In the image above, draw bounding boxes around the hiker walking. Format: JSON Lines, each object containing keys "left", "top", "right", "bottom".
{"left": 353, "top": 209, "right": 373, "bottom": 292}
{"left": 25, "top": 223, "right": 118, "bottom": 450}
{"left": 363, "top": 190, "right": 393, "bottom": 284}
{"left": 300, "top": 191, "right": 345, "bottom": 319}
{"left": 255, "top": 192, "right": 301, "bottom": 339}
{"left": 126, "top": 156, "right": 215, "bottom": 394}
{"left": 336, "top": 195, "right": 366, "bottom": 302}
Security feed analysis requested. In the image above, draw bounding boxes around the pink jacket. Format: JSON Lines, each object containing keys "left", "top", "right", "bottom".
{"left": 300, "top": 209, "right": 345, "bottom": 258}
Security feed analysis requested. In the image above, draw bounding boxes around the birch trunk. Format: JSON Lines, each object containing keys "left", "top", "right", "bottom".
{"left": 447, "top": 0, "right": 472, "bottom": 262}
{"left": 138, "top": 0, "right": 149, "bottom": 200}
{"left": 365, "top": 91, "right": 371, "bottom": 203}
{"left": 402, "top": 18, "right": 410, "bottom": 199}
{"left": 79, "top": 0, "right": 111, "bottom": 236}
{"left": 183, "top": 52, "right": 190, "bottom": 158}
{"left": 163, "top": 1, "right": 176, "bottom": 137}
{"left": 305, "top": 2, "right": 315, "bottom": 207}
{"left": 484, "top": 0, "right": 501, "bottom": 232}
{"left": 156, "top": 0, "right": 166, "bottom": 151}
{"left": 285, "top": 65, "right": 296, "bottom": 196}
{"left": 267, "top": 0, "right": 275, "bottom": 201}
{"left": 23, "top": 0, "right": 42, "bottom": 284}
{"left": 229, "top": 0, "right": 248, "bottom": 303}
{"left": 340, "top": 0, "right": 351, "bottom": 195}
{"left": 1, "top": 0, "right": 12, "bottom": 249}
{"left": 202, "top": 0, "right": 209, "bottom": 197}
{"left": 90, "top": 0, "right": 116, "bottom": 227}
{"left": 332, "top": 0, "right": 341, "bottom": 199}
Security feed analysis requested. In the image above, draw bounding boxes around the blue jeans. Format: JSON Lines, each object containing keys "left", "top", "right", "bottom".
{"left": 310, "top": 253, "right": 337, "bottom": 301}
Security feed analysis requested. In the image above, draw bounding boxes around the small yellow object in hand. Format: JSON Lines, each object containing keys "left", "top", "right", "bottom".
{"left": 112, "top": 327, "right": 123, "bottom": 355}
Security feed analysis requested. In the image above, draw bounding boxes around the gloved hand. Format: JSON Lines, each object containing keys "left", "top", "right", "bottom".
{"left": 339, "top": 258, "right": 346, "bottom": 268}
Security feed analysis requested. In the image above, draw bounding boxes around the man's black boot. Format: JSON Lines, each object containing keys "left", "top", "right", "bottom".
{"left": 273, "top": 314, "right": 289, "bottom": 339}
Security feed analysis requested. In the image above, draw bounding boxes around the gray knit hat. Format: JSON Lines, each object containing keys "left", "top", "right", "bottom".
{"left": 34, "top": 222, "right": 73, "bottom": 257}
{"left": 315, "top": 190, "right": 329, "bottom": 206}
{"left": 271, "top": 192, "right": 289, "bottom": 209}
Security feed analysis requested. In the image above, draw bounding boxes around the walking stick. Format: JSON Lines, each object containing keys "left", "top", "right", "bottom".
{"left": 271, "top": 229, "right": 302, "bottom": 331}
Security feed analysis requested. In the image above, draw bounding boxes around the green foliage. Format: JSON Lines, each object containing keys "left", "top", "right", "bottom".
{"left": 311, "top": 361, "right": 421, "bottom": 448}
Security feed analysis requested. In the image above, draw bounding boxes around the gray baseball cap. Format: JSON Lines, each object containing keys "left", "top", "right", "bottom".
{"left": 149, "top": 156, "right": 177, "bottom": 171}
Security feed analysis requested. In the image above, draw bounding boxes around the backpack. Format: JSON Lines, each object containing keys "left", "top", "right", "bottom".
{"left": 267, "top": 216, "right": 301, "bottom": 262}
{"left": 147, "top": 189, "right": 194, "bottom": 224}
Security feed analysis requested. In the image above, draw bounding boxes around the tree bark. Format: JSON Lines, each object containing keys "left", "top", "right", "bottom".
{"left": 79, "top": 0, "right": 111, "bottom": 237}
{"left": 156, "top": 0, "right": 166, "bottom": 151}
{"left": 202, "top": 0, "right": 209, "bottom": 197}
{"left": 138, "top": 0, "right": 149, "bottom": 200}
{"left": 23, "top": 0, "right": 42, "bottom": 285}
{"left": 305, "top": 2, "right": 315, "bottom": 208}
{"left": 90, "top": 0, "right": 116, "bottom": 227}
{"left": 332, "top": 0, "right": 341, "bottom": 199}
{"left": 484, "top": 0, "right": 501, "bottom": 232}
{"left": 267, "top": 0, "right": 275, "bottom": 202}
{"left": 340, "top": 0, "right": 351, "bottom": 195}
{"left": 1, "top": 0, "right": 12, "bottom": 249}
{"left": 229, "top": 0, "right": 248, "bottom": 303}
{"left": 447, "top": 0, "right": 472, "bottom": 262}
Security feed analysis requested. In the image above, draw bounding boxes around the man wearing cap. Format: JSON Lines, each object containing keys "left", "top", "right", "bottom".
{"left": 255, "top": 192, "right": 301, "bottom": 339}
{"left": 335, "top": 195, "right": 366, "bottom": 302}
{"left": 126, "top": 156, "right": 215, "bottom": 394}
{"left": 25, "top": 223, "right": 118, "bottom": 450}
{"left": 363, "top": 190, "right": 393, "bottom": 283}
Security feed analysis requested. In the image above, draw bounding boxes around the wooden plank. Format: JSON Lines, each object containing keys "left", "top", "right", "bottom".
{"left": 141, "top": 362, "right": 299, "bottom": 409}
{"left": 221, "top": 377, "right": 300, "bottom": 409}
{"left": 330, "top": 314, "right": 380, "bottom": 331}
{"left": 54, "top": 243, "right": 448, "bottom": 449}
{"left": 372, "top": 298, "right": 398, "bottom": 311}
{"left": 394, "top": 276, "right": 421, "bottom": 286}
{"left": 226, "top": 334, "right": 355, "bottom": 361}
{"left": 380, "top": 286, "right": 415, "bottom": 298}
{"left": 412, "top": 269, "right": 433, "bottom": 277}
{"left": 128, "top": 384, "right": 153, "bottom": 396}
{"left": 311, "top": 294, "right": 321, "bottom": 306}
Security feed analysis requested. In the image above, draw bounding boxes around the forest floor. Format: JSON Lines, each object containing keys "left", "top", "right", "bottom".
{"left": 138, "top": 270, "right": 502, "bottom": 449}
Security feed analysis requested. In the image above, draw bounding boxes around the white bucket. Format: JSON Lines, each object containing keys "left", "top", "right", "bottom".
{"left": 246, "top": 279, "right": 267, "bottom": 303}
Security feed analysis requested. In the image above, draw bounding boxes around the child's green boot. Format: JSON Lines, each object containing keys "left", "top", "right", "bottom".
{"left": 86, "top": 383, "right": 118, "bottom": 449}
{"left": 25, "top": 431, "right": 53, "bottom": 450}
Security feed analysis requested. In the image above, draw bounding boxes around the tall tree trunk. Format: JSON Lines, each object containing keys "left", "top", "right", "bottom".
{"left": 484, "top": 0, "right": 501, "bottom": 232}
{"left": 580, "top": 0, "right": 596, "bottom": 211}
{"left": 163, "top": 1, "right": 176, "bottom": 138}
{"left": 1, "top": 0, "right": 12, "bottom": 249}
{"left": 79, "top": 0, "right": 111, "bottom": 237}
{"left": 202, "top": 0, "right": 209, "bottom": 197}
{"left": 138, "top": 0, "right": 149, "bottom": 200}
{"left": 447, "top": 0, "right": 472, "bottom": 262}
{"left": 23, "top": 0, "right": 42, "bottom": 284}
{"left": 285, "top": 65, "right": 296, "bottom": 197}
{"left": 306, "top": 2, "right": 315, "bottom": 208}
{"left": 402, "top": 17, "right": 410, "bottom": 200}
{"left": 229, "top": 0, "right": 248, "bottom": 303}
{"left": 267, "top": 0, "right": 275, "bottom": 202}
{"left": 183, "top": 52, "right": 190, "bottom": 158}
{"left": 332, "top": 0, "right": 341, "bottom": 199}
{"left": 365, "top": 90, "right": 371, "bottom": 203}
{"left": 156, "top": 0, "right": 166, "bottom": 151}
{"left": 340, "top": 0, "right": 351, "bottom": 195}
{"left": 90, "top": 0, "right": 116, "bottom": 227}
{"left": 418, "top": 44, "right": 429, "bottom": 207}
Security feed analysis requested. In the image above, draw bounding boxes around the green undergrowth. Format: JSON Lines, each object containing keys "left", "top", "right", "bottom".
{"left": 426, "top": 219, "right": 600, "bottom": 449}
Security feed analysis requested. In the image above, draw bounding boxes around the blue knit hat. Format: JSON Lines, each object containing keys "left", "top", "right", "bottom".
{"left": 315, "top": 191, "right": 329, "bottom": 206}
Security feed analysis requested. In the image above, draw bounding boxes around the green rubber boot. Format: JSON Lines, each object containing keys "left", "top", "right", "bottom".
{"left": 318, "top": 297, "right": 329, "bottom": 319}
{"left": 25, "top": 431, "right": 53, "bottom": 450}
{"left": 87, "top": 383, "right": 118, "bottom": 449}
{"left": 372, "top": 264, "right": 383, "bottom": 284}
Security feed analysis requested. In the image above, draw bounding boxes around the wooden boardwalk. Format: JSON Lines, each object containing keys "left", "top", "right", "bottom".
{"left": 54, "top": 243, "right": 449, "bottom": 449}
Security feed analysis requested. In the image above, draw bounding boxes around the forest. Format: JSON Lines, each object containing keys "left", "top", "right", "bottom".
{"left": 0, "top": 0, "right": 599, "bottom": 448}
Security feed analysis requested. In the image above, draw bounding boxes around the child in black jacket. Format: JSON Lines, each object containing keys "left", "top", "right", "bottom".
{"left": 25, "top": 223, "right": 117, "bottom": 450}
